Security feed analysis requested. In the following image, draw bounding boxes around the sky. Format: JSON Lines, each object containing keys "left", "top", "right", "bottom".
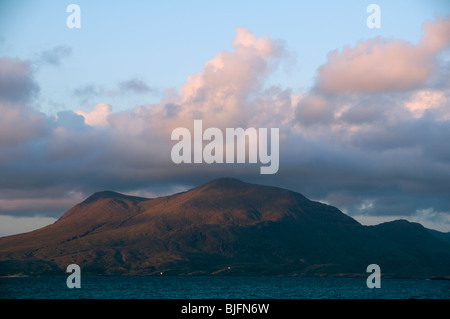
{"left": 1, "top": 0, "right": 450, "bottom": 236}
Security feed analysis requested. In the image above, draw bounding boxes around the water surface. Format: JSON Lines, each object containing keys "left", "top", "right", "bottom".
{"left": 1, "top": 276, "right": 449, "bottom": 299}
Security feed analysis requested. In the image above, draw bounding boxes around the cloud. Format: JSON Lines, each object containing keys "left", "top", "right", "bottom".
{"left": 316, "top": 38, "right": 430, "bottom": 93}
{"left": 162, "top": 26, "right": 288, "bottom": 128}
{"left": 420, "top": 17, "right": 450, "bottom": 53}
{"left": 75, "top": 103, "right": 112, "bottom": 128}
{"left": 404, "top": 89, "right": 449, "bottom": 119}
{"left": 0, "top": 57, "right": 47, "bottom": 145}
{"left": 73, "top": 78, "right": 157, "bottom": 104}
{"left": 315, "top": 17, "right": 450, "bottom": 94}
{"left": 73, "top": 84, "right": 101, "bottom": 101}
{"left": 0, "top": 57, "right": 39, "bottom": 102}
{"left": 118, "top": 78, "right": 157, "bottom": 94}
{"left": 1, "top": 20, "right": 450, "bottom": 234}
{"left": 0, "top": 27, "right": 291, "bottom": 215}
{"left": 289, "top": 17, "right": 450, "bottom": 225}
{"left": 295, "top": 93, "right": 334, "bottom": 126}
{"left": 0, "top": 196, "right": 82, "bottom": 217}
{"left": 36, "top": 45, "right": 72, "bottom": 67}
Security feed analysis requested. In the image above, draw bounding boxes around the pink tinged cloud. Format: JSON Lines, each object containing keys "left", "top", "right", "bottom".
{"left": 180, "top": 26, "right": 278, "bottom": 100}
{"left": 75, "top": 103, "right": 112, "bottom": 128}
{"left": 172, "top": 27, "right": 286, "bottom": 128}
{"left": 316, "top": 17, "right": 450, "bottom": 93}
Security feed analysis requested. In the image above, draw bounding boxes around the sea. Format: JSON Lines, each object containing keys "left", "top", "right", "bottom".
{"left": 1, "top": 275, "right": 449, "bottom": 299}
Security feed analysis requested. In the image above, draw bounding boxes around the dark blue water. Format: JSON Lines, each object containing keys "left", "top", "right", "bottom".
{"left": 1, "top": 276, "right": 449, "bottom": 299}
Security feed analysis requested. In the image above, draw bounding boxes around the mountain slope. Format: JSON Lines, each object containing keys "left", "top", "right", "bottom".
{"left": 0, "top": 178, "right": 449, "bottom": 277}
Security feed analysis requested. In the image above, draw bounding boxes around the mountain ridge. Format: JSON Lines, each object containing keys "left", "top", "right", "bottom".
{"left": 81, "top": 190, "right": 150, "bottom": 205}
{"left": 0, "top": 178, "right": 449, "bottom": 278}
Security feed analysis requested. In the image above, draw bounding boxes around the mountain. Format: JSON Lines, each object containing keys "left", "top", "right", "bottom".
{"left": 0, "top": 178, "right": 449, "bottom": 278}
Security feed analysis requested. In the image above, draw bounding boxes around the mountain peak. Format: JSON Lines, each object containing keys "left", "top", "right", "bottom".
{"left": 203, "top": 177, "right": 245, "bottom": 188}
{"left": 82, "top": 190, "right": 149, "bottom": 205}
{"left": 376, "top": 219, "right": 425, "bottom": 230}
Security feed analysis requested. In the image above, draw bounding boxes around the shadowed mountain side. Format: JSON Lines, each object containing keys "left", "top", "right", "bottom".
{"left": 0, "top": 178, "right": 449, "bottom": 278}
